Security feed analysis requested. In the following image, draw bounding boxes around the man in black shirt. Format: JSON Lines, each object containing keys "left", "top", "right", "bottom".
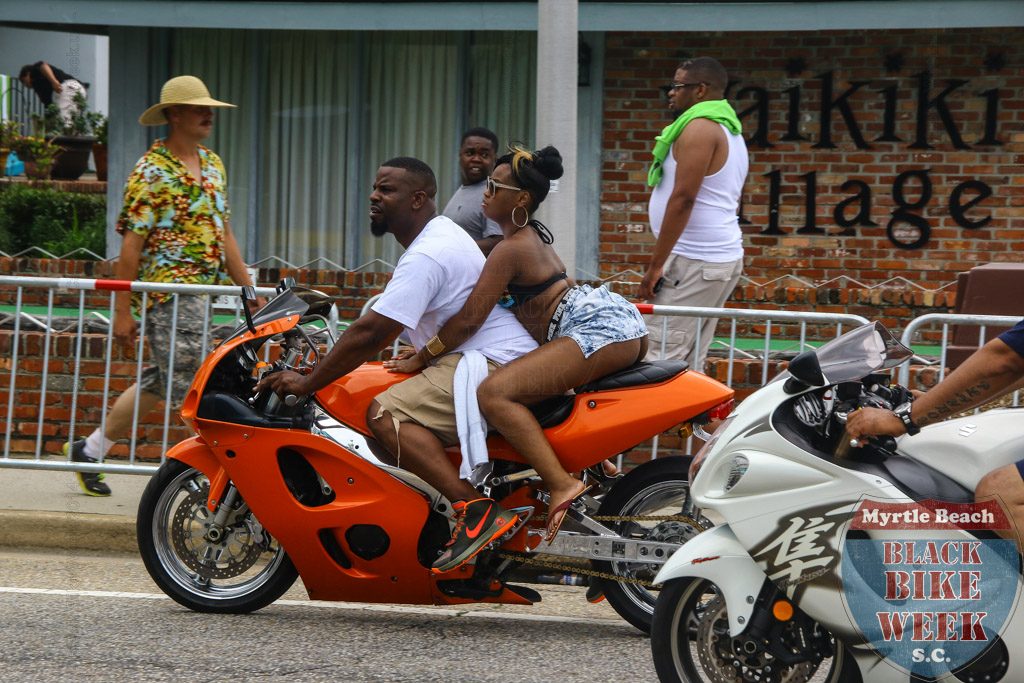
{"left": 19, "top": 61, "right": 88, "bottom": 125}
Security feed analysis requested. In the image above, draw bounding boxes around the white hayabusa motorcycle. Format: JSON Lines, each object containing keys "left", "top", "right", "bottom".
{"left": 651, "top": 322, "right": 1024, "bottom": 683}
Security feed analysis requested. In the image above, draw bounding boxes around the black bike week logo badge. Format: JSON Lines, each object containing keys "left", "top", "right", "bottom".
{"left": 842, "top": 498, "right": 1019, "bottom": 677}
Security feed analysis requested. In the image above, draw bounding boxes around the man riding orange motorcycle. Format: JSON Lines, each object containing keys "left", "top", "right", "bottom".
{"left": 258, "top": 156, "right": 537, "bottom": 572}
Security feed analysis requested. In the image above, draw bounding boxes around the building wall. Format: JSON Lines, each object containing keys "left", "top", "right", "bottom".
{"left": 600, "top": 28, "right": 1023, "bottom": 288}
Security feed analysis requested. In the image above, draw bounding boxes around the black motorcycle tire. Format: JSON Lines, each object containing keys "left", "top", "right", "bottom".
{"left": 651, "top": 578, "right": 862, "bottom": 683}
{"left": 137, "top": 459, "right": 298, "bottom": 614}
{"left": 592, "top": 455, "right": 700, "bottom": 634}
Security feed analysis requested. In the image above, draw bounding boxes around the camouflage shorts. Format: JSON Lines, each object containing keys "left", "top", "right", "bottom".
{"left": 138, "top": 296, "right": 210, "bottom": 404}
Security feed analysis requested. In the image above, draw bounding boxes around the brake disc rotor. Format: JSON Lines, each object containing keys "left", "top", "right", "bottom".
{"left": 694, "top": 593, "right": 818, "bottom": 683}
{"left": 170, "top": 487, "right": 264, "bottom": 580}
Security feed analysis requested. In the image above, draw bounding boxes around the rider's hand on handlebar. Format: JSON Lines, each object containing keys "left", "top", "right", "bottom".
{"left": 254, "top": 369, "right": 310, "bottom": 398}
{"left": 845, "top": 407, "right": 906, "bottom": 441}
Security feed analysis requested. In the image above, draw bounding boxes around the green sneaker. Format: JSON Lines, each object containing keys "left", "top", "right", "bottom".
{"left": 431, "top": 498, "right": 517, "bottom": 573}
{"left": 64, "top": 440, "right": 111, "bottom": 497}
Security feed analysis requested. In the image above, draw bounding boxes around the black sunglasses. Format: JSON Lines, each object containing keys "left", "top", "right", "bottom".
{"left": 661, "top": 81, "right": 705, "bottom": 95}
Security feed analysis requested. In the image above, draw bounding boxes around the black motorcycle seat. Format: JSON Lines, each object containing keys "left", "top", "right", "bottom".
{"left": 528, "top": 361, "right": 689, "bottom": 429}
{"left": 577, "top": 360, "right": 688, "bottom": 394}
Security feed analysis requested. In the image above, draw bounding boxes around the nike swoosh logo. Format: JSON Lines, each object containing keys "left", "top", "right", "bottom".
{"left": 465, "top": 505, "right": 492, "bottom": 539}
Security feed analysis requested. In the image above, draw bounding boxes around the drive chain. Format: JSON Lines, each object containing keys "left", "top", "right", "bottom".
{"left": 498, "top": 513, "right": 708, "bottom": 587}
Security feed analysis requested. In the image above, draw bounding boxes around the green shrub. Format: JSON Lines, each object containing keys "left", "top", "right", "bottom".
{"left": 0, "top": 185, "right": 106, "bottom": 257}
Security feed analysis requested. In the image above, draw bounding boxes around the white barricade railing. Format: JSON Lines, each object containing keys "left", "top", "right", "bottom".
{"left": 0, "top": 276, "right": 278, "bottom": 475}
{"left": 897, "top": 312, "right": 1021, "bottom": 408}
{"left": 635, "top": 303, "right": 870, "bottom": 460}
{"left": 637, "top": 302, "right": 870, "bottom": 385}
{"left": 5, "top": 274, "right": 1013, "bottom": 476}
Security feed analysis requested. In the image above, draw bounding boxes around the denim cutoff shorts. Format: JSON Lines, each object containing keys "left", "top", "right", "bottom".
{"left": 548, "top": 284, "right": 648, "bottom": 358}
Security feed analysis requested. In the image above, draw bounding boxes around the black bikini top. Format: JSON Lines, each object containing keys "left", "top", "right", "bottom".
{"left": 500, "top": 272, "right": 568, "bottom": 309}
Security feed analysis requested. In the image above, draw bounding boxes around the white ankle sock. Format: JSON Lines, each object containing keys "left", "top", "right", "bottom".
{"left": 84, "top": 429, "right": 116, "bottom": 460}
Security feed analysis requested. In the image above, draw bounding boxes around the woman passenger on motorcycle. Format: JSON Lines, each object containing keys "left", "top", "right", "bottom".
{"left": 385, "top": 145, "right": 648, "bottom": 541}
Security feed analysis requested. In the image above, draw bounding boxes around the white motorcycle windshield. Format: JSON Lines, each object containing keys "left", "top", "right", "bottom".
{"left": 812, "top": 321, "right": 912, "bottom": 384}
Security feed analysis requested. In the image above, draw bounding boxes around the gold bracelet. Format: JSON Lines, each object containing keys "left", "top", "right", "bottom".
{"left": 425, "top": 335, "right": 446, "bottom": 357}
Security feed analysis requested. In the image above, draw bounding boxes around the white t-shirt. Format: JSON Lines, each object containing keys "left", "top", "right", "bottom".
{"left": 371, "top": 215, "right": 537, "bottom": 365}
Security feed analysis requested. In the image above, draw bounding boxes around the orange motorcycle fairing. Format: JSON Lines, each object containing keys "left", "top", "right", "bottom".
{"left": 314, "top": 362, "right": 409, "bottom": 436}
{"left": 184, "top": 415, "right": 534, "bottom": 606}
{"left": 190, "top": 417, "right": 433, "bottom": 603}
{"left": 544, "top": 370, "right": 733, "bottom": 473}
{"left": 319, "top": 363, "right": 734, "bottom": 475}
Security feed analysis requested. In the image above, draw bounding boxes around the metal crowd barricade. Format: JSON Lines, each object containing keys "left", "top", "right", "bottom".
{"left": 634, "top": 303, "right": 870, "bottom": 460}
{"left": 636, "top": 303, "right": 870, "bottom": 384}
{"left": 0, "top": 275, "right": 278, "bottom": 475}
{"left": 18, "top": 272, "right": 994, "bottom": 475}
{"left": 897, "top": 312, "right": 1021, "bottom": 407}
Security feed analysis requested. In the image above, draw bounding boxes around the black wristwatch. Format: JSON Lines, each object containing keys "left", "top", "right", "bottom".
{"left": 893, "top": 402, "right": 920, "bottom": 436}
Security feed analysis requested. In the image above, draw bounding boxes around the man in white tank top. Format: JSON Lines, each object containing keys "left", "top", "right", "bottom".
{"left": 640, "top": 57, "right": 748, "bottom": 371}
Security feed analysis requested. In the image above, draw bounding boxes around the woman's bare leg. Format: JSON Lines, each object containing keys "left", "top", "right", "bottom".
{"left": 478, "top": 337, "right": 644, "bottom": 536}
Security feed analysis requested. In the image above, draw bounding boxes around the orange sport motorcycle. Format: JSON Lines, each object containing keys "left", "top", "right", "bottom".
{"left": 137, "top": 283, "right": 734, "bottom": 632}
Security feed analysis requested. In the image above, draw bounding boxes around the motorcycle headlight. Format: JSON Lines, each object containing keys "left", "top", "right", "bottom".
{"left": 688, "top": 415, "right": 736, "bottom": 482}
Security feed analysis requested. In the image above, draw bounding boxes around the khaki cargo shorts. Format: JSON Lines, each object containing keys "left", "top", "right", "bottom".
{"left": 373, "top": 353, "right": 498, "bottom": 447}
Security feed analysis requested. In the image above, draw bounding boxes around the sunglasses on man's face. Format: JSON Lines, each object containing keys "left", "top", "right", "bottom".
{"left": 486, "top": 176, "right": 523, "bottom": 195}
{"left": 664, "top": 82, "right": 704, "bottom": 94}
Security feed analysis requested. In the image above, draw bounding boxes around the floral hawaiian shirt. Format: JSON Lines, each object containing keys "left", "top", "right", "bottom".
{"left": 116, "top": 140, "right": 231, "bottom": 309}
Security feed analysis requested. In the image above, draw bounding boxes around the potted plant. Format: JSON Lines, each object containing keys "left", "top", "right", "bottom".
{"left": 33, "top": 94, "right": 96, "bottom": 181}
{"left": 11, "top": 134, "right": 61, "bottom": 180}
{"left": 88, "top": 112, "right": 108, "bottom": 181}
{"left": 0, "top": 120, "right": 21, "bottom": 176}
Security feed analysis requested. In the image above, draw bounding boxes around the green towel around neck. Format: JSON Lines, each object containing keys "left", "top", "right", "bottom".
{"left": 647, "top": 99, "right": 742, "bottom": 187}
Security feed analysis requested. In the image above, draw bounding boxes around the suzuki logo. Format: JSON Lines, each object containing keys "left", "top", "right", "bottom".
{"left": 958, "top": 424, "right": 978, "bottom": 437}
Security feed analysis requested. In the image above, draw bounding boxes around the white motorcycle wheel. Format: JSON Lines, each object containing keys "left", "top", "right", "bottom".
{"left": 137, "top": 459, "right": 298, "bottom": 613}
{"left": 651, "top": 578, "right": 861, "bottom": 683}
{"left": 592, "top": 456, "right": 706, "bottom": 633}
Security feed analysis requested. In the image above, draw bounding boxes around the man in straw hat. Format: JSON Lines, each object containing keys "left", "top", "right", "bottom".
{"left": 64, "top": 75, "right": 261, "bottom": 496}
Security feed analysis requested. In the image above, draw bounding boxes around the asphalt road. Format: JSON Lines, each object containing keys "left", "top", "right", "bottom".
{"left": 0, "top": 548, "right": 657, "bottom": 682}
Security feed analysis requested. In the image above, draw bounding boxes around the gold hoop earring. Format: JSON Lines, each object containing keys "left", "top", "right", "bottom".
{"left": 512, "top": 206, "right": 529, "bottom": 228}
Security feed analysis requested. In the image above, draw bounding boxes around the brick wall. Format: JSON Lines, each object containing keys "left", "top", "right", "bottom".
{"left": 600, "top": 28, "right": 1024, "bottom": 286}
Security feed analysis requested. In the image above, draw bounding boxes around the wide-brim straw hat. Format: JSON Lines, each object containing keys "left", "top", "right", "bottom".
{"left": 139, "top": 75, "right": 236, "bottom": 126}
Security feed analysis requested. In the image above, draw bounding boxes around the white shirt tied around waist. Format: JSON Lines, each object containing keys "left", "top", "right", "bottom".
{"left": 648, "top": 122, "right": 748, "bottom": 263}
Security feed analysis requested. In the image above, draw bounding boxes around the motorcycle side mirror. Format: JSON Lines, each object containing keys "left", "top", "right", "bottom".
{"left": 276, "top": 277, "right": 297, "bottom": 294}
{"left": 785, "top": 350, "right": 827, "bottom": 393}
{"left": 240, "top": 286, "right": 258, "bottom": 334}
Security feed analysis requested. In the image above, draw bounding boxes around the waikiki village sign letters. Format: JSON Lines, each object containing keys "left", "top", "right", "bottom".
{"left": 729, "top": 70, "right": 1005, "bottom": 250}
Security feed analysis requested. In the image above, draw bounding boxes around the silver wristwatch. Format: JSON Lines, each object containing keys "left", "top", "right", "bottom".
{"left": 893, "top": 402, "right": 920, "bottom": 436}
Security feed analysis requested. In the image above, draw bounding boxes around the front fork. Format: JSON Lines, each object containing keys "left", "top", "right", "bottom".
{"left": 204, "top": 484, "right": 240, "bottom": 544}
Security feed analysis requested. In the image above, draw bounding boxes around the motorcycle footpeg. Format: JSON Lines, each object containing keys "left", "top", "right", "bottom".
{"left": 496, "top": 506, "right": 534, "bottom": 542}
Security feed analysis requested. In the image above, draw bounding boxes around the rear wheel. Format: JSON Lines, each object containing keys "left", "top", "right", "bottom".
{"left": 137, "top": 459, "right": 297, "bottom": 613}
{"left": 651, "top": 578, "right": 861, "bottom": 683}
{"left": 592, "top": 456, "right": 706, "bottom": 633}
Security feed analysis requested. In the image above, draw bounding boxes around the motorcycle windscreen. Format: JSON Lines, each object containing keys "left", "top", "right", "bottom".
{"left": 221, "top": 289, "right": 310, "bottom": 345}
{"left": 817, "top": 321, "right": 912, "bottom": 383}
{"left": 841, "top": 496, "right": 1020, "bottom": 678}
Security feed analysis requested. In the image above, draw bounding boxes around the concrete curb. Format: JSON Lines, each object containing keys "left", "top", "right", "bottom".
{"left": 0, "top": 510, "right": 138, "bottom": 554}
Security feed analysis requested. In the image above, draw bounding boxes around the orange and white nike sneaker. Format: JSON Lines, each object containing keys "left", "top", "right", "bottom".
{"left": 431, "top": 498, "right": 518, "bottom": 573}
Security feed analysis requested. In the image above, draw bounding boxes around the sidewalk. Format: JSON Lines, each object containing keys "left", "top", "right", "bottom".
{"left": 0, "top": 467, "right": 149, "bottom": 553}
